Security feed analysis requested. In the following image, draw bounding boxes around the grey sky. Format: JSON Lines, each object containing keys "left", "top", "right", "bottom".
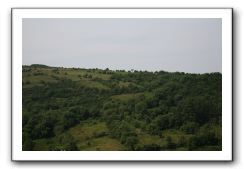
{"left": 23, "top": 18, "right": 222, "bottom": 73}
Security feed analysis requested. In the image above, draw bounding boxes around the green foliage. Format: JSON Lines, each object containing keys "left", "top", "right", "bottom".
{"left": 49, "top": 133, "right": 78, "bottom": 151}
{"left": 22, "top": 132, "right": 33, "bottom": 150}
{"left": 165, "top": 136, "right": 177, "bottom": 150}
{"left": 180, "top": 122, "right": 199, "bottom": 134}
{"left": 188, "top": 124, "right": 221, "bottom": 150}
{"left": 137, "top": 144, "right": 161, "bottom": 151}
{"left": 22, "top": 66, "right": 222, "bottom": 151}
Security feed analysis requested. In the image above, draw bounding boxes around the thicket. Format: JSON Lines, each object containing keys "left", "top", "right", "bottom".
{"left": 22, "top": 65, "right": 222, "bottom": 151}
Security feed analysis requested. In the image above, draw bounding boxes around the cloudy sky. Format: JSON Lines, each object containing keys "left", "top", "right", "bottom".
{"left": 23, "top": 18, "right": 222, "bottom": 73}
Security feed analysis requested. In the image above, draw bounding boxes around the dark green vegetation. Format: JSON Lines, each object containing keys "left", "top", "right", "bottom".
{"left": 22, "top": 64, "right": 222, "bottom": 151}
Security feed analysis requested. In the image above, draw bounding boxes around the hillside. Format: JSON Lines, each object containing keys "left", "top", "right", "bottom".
{"left": 22, "top": 65, "right": 222, "bottom": 151}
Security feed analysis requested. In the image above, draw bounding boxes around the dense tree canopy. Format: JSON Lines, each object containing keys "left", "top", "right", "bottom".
{"left": 22, "top": 65, "right": 222, "bottom": 151}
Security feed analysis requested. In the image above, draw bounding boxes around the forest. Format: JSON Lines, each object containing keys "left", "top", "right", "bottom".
{"left": 22, "top": 64, "right": 222, "bottom": 151}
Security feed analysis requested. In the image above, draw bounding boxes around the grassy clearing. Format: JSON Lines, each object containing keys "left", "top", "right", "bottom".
{"left": 78, "top": 136, "right": 125, "bottom": 151}
{"left": 32, "top": 121, "right": 125, "bottom": 151}
{"left": 68, "top": 121, "right": 108, "bottom": 141}
{"left": 137, "top": 133, "right": 162, "bottom": 145}
{"left": 67, "top": 121, "right": 125, "bottom": 150}
{"left": 23, "top": 67, "right": 111, "bottom": 90}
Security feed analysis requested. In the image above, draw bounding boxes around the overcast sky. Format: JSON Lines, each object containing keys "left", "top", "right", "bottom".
{"left": 23, "top": 18, "right": 222, "bottom": 73}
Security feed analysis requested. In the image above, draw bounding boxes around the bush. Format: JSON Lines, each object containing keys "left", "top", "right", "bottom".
{"left": 180, "top": 122, "right": 199, "bottom": 134}
{"left": 137, "top": 144, "right": 161, "bottom": 151}
{"left": 49, "top": 133, "right": 78, "bottom": 151}
{"left": 165, "top": 136, "right": 176, "bottom": 150}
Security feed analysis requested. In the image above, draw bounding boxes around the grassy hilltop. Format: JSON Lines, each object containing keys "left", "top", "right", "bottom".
{"left": 22, "top": 64, "right": 222, "bottom": 151}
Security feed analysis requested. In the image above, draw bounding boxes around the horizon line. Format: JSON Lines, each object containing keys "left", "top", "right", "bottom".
{"left": 22, "top": 64, "right": 222, "bottom": 75}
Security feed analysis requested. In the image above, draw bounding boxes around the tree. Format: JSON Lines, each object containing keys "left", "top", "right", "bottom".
{"left": 135, "top": 101, "right": 147, "bottom": 114}
{"left": 23, "top": 132, "right": 33, "bottom": 151}
{"left": 62, "top": 110, "right": 80, "bottom": 129}
{"left": 165, "top": 136, "right": 176, "bottom": 150}
{"left": 180, "top": 122, "right": 199, "bottom": 134}
{"left": 49, "top": 133, "right": 78, "bottom": 151}
{"left": 124, "top": 136, "right": 138, "bottom": 150}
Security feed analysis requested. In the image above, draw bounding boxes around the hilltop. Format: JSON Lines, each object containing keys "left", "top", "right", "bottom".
{"left": 22, "top": 65, "right": 222, "bottom": 151}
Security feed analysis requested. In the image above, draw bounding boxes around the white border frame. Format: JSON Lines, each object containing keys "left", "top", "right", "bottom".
{"left": 12, "top": 8, "right": 232, "bottom": 161}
